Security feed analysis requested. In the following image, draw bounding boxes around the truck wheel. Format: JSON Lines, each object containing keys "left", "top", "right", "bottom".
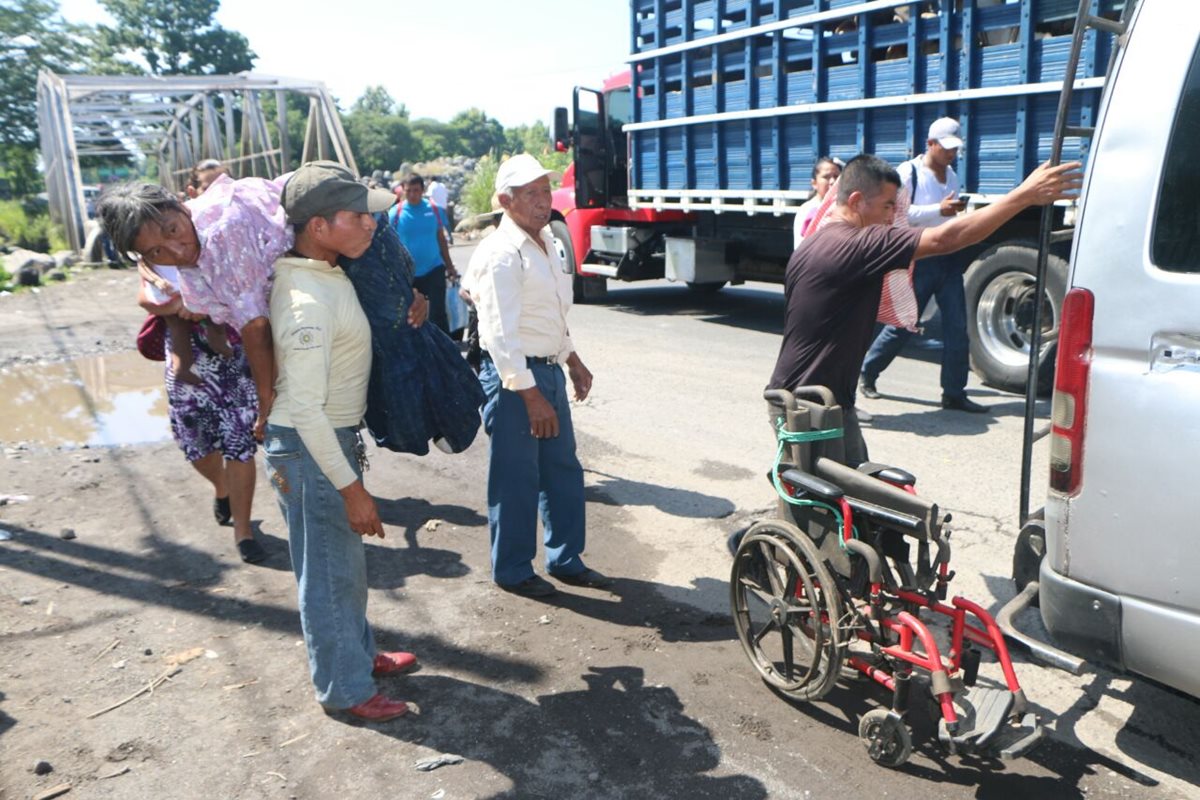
{"left": 551, "top": 220, "right": 607, "bottom": 304}
{"left": 686, "top": 281, "right": 726, "bottom": 294}
{"left": 965, "top": 243, "right": 1067, "bottom": 394}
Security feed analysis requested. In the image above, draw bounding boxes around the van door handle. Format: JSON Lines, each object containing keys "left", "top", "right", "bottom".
{"left": 1150, "top": 333, "right": 1200, "bottom": 373}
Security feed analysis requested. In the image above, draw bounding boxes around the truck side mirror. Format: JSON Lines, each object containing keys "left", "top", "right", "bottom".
{"left": 552, "top": 107, "right": 570, "bottom": 152}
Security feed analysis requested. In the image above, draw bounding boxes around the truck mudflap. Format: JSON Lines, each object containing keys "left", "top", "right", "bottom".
{"left": 998, "top": 559, "right": 1125, "bottom": 675}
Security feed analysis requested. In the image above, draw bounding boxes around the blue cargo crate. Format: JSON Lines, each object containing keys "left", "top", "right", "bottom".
{"left": 627, "top": 0, "right": 1126, "bottom": 197}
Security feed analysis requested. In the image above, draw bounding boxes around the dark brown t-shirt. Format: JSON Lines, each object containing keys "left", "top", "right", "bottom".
{"left": 768, "top": 219, "right": 923, "bottom": 407}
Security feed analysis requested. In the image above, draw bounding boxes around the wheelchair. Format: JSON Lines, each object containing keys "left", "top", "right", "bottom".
{"left": 729, "top": 386, "right": 1044, "bottom": 768}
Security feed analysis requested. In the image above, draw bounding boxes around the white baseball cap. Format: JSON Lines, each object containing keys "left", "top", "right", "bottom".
{"left": 928, "top": 117, "right": 963, "bottom": 150}
{"left": 495, "top": 153, "right": 552, "bottom": 193}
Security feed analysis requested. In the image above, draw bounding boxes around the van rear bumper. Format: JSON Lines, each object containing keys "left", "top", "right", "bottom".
{"left": 1039, "top": 559, "right": 1125, "bottom": 670}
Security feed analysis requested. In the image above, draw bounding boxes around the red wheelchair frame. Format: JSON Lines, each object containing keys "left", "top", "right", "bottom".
{"left": 730, "top": 387, "right": 1042, "bottom": 767}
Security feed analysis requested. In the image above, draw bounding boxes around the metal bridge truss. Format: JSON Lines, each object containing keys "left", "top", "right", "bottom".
{"left": 36, "top": 72, "right": 357, "bottom": 253}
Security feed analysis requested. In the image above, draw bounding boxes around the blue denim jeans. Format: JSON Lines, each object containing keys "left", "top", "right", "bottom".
{"left": 479, "top": 357, "right": 587, "bottom": 586}
{"left": 860, "top": 253, "right": 970, "bottom": 399}
{"left": 264, "top": 424, "right": 377, "bottom": 709}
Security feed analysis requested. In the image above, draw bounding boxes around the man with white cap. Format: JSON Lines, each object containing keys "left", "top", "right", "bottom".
{"left": 264, "top": 161, "right": 422, "bottom": 722}
{"left": 860, "top": 117, "right": 986, "bottom": 413}
{"left": 464, "top": 153, "right": 612, "bottom": 598}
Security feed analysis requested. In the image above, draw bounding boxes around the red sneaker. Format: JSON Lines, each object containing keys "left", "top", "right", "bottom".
{"left": 344, "top": 693, "right": 411, "bottom": 722}
{"left": 372, "top": 651, "right": 419, "bottom": 676}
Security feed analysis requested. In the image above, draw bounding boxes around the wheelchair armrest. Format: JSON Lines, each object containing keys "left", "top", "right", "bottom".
{"left": 857, "top": 461, "right": 916, "bottom": 487}
{"left": 780, "top": 468, "right": 845, "bottom": 502}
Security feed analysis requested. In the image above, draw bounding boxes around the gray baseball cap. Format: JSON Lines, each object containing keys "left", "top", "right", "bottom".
{"left": 283, "top": 160, "right": 395, "bottom": 224}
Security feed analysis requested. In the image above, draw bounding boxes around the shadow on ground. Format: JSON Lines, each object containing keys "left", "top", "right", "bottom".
{"left": 341, "top": 667, "right": 767, "bottom": 800}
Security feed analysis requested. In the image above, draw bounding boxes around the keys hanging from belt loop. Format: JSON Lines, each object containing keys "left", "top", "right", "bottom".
{"left": 354, "top": 430, "right": 370, "bottom": 474}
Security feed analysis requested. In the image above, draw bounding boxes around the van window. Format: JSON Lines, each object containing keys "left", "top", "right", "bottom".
{"left": 1152, "top": 44, "right": 1200, "bottom": 271}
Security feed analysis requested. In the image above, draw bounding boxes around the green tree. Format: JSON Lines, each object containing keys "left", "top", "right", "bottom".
{"left": 504, "top": 121, "right": 553, "bottom": 157}
{"left": 449, "top": 108, "right": 505, "bottom": 158}
{"left": 1, "top": 0, "right": 91, "bottom": 194}
{"left": 95, "top": 0, "right": 255, "bottom": 75}
{"left": 410, "top": 118, "right": 459, "bottom": 161}
{"left": 352, "top": 85, "right": 408, "bottom": 118}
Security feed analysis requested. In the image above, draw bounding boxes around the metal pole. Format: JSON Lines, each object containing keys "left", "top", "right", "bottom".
{"left": 276, "top": 90, "right": 290, "bottom": 174}
{"left": 1019, "top": 0, "right": 1092, "bottom": 526}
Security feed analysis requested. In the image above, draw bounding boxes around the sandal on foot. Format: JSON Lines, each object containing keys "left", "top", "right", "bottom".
{"left": 237, "top": 538, "right": 267, "bottom": 564}
{"left": 213, "top": 496, "right": 232, "bottom": 526}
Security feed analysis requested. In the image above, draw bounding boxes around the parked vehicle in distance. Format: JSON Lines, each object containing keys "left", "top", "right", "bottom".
{"left": 82, "top": 185, "right": 101, "bottom": 219}
{"left": 552, "top": 0, "right": 1127, "bottom": 391}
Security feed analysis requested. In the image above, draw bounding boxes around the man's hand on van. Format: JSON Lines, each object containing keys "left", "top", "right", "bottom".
{"left": 940, "top": 193, "right": 968, "bottom": 216}
{"left": 1017, "top": 160, "right": 1084, "bottom": 206}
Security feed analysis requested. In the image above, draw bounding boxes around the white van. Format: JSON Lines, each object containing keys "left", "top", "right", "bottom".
{"left": 1017, "top": 1, "right": 1200, "bottom": 698}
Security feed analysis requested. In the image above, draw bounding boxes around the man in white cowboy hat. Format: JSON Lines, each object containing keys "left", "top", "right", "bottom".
{"left": 464, "top": 154, "right": 612, "bottom": 598}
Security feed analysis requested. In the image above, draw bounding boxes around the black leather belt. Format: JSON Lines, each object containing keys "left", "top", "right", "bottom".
{"left": 481, "top": 352, "right": 558, "bottom": 366}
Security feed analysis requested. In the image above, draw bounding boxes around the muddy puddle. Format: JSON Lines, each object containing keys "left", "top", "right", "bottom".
{"left": 0, "top": 351, "right": 171, "bottom": 448}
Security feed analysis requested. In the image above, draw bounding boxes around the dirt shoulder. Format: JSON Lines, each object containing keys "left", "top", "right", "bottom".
{"left": 0, "top": 269, "right": 760, "bottom": 800}
{"left": 1, "top": 269, "right": 1186, "bottom": 800}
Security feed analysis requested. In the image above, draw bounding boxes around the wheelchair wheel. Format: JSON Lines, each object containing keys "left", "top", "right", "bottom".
{"left": 858, "top": 708, "right": 913, "bottom": 768}
{"left": 730, "top": 519, "right": 844, "bottom": 701}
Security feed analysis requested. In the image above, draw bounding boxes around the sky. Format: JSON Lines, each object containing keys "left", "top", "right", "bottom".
{"left": 55, "top": 0, "right": 635, "bottom": 127}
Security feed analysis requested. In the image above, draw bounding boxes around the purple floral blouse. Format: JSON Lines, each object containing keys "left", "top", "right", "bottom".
{"left": 177, "top": 173, "right": 294, "bottom": 331}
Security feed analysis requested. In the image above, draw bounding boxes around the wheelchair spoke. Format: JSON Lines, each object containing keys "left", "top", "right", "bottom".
{"left": 781, "top": 624, "right": 795, "bottom": 681}
{"left": 757, "top": 541, "right": 786, "bottom": 597}
{"left": 751, "top": 618, "right": 778, "bottom": 647}
{"left": 730, "top": 525, "right": 845, "bottom": 700}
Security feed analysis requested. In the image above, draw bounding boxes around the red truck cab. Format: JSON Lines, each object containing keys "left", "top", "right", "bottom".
{"left": 551, "top": 71, "right": 692, "bottom": 302}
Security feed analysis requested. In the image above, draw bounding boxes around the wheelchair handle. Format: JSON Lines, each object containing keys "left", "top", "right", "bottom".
{"left": 763, "top": 389, "right": 794, "bottom": 409}
{"left": 791, "top": 385, "right": 838, "bottom": 407}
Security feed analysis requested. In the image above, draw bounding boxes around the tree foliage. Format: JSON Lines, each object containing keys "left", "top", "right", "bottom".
{"left": 449, "top": 108, "right": 506, "bottom": 158}
{"left": 410, "top": 119, "right": 459, "bottom": 161}
{"left": 344, "top": 111, "right": 419, "bottom": 174}
{"left": 352, "top": 85, "right": 408, "bottom": 118}
{"left": 94, "top": 0, "right": 255, "bottom": 75}
{"left": 1, "top": 0, "right": 89, "bottom": 147}
{"left": 0, "top": 0, "right": 91, "bottom": 193}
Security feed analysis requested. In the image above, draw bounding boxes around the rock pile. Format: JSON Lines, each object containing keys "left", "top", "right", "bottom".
{"left": 2, "top": 249, "right": 79, "bottom": 288}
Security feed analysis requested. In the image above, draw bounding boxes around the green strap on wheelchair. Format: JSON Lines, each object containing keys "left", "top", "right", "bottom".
{"left": 771, "top": 420, "right": 858, "bottom": 548}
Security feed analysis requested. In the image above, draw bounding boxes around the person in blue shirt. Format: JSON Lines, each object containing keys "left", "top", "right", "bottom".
{"left": 389, "top": 174, "right": 458, "bottom": 333}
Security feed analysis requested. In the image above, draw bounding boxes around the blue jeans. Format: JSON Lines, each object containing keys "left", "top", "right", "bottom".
{"left": 264, "top": 424, "right": 377, "bottom": 709}
{"left": 480, "top": 357, "right": 587, "bottom": 586}
{"left": 413, "top": 264, "right": 449, "bottom": 334}
{"left": 860, "top": 253, "right": 970, "bottom": 399}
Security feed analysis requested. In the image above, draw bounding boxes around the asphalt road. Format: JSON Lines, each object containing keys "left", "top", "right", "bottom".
{"left": 3, "top": 251, "right": 1198, "bottom": 799}
{"left": 465, "top": 238, "right": 1200, "bottom": 799}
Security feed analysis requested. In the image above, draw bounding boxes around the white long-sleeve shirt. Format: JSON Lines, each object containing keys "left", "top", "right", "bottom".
{"left": 899, "top": 155, "right": 960, "bottom": 229}
{"left": 464, "top": 213, "right": 575, "bottom": 392}
{"left": 268, "top": 256, "right": 371, "bottom": 489}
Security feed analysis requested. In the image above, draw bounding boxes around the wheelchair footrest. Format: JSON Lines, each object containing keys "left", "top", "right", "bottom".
{"left": 937, "top": 687, "right": 1044, "bottom": 759}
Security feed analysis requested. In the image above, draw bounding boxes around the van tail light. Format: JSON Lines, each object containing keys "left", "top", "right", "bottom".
{"left": 1049, "top": 288, "right": 1094, "bottom": 495}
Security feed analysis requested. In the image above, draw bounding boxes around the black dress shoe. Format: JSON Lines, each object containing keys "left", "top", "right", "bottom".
{"left": 860, "top": 379, "right": 881, "bottom": 400}
{"left": 498, "top": 575, "right": 558, "bottom": 597}
{"left": 237, "top": 538, "right": 267, "bottom": 564}
{"left": 213, "top": 496, "right": 232, "bottom": 526}
{"left": 552, "top": 568, "right": 615, "bottom": 589}
{"left": 941, "top": 395, "right": 988, "bottom": 413}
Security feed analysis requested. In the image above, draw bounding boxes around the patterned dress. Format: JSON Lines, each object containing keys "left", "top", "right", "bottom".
{"left": 163, "top": 324, "right": 258, "bottom": 463}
